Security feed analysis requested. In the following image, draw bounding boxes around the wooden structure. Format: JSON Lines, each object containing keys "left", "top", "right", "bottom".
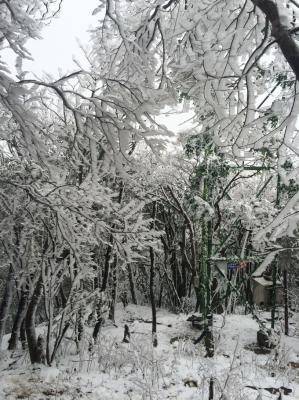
{"left": 252, "top": 276, "right": 283, "bottom": 307}
{"left": 211, "top": 257, "right": 284, "bottom": 308}
{"left": 252, "top": 262, "right": 283, "bottom": 307}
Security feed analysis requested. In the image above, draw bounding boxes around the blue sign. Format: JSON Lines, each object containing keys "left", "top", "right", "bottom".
{"left": 227, "top": 261, "right": 237, "bottom": 270}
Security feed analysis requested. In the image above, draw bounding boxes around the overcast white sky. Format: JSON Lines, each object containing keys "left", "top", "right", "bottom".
{"left": 4, "top": 0, "right": 194, "bottom": 134}
{"left": 25, "top": 0, "right": 98, "bottom": 77}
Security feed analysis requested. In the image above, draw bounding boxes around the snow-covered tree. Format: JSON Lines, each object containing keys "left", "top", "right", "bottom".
{"left": 93, "top": 0, "right": 299, "bottom": 242}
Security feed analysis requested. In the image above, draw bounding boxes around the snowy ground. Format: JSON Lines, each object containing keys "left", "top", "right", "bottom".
{"left": 0, "top": 305, "right": 299, "bottom": 399}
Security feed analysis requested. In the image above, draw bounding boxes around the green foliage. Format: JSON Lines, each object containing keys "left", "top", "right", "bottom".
{"left": 281, "top": 160, "right": 293, "bottom": 171}
{"left": 252, "top": 146, "right": 275, "bottom": 162}
{"left": 279, "top": 160, "right": 299, "bottom": 199}
{"left": 276, "top": 72, "right": 295, "bottom": 89}
{"left": 268, "top": 114, "right": 279, "bottom": 129}
{"left": 178, "top": 92, "right": 191, "bottom": 103}
{"left": 280, "top": 178, "right": 299, "bottom": 199}
{"left": 185, "top": 134, "right": 230, "bottom": 194}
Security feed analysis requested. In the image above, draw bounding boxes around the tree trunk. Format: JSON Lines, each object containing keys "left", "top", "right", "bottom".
{"left": 170, "top": 248, "right": 182, "bottom": 306}
{"left": 284, "top": 268, "right": 289, "bottom": 336}
{"left": 0, "top": 265, "right": 14, "bottom": 349}
{"left": 271, "top": 261, "right": 277, "bottom": 329}
{"left": 95, "top": 182, "right": 124, "bottom": 339}
{"left": 25, "top": 275, "right": 45, "bottom": 364}
{"left": 101, "top": 235, "right": 113, "bottom": 292}
{"left": 20, "top": 320, "right": 26, "bottom": 350}
{"left": 102, "top": 182, "right": 124, "bottom": 293}
{"left": 8, "top": 287, "right": 28, "bottom": 350}
{"left": 92, "top": 236, "right": 113, "bottom": 341}
{"left": 180, "top": 225, "right": 189, "bottom": 299}
{"left": 180, "top": 259, "right": 187, "bottom": 299}
{"left": 150, "top": 202, "right": 158, "bottom": 347}
{"left": 245, "top": 276, "right": 253, "bottom": 314}
{"left": 108, "top": 255, "right": 118, "bottom": 322}
{"left": 200, "top": 173, "right": 214, "bottom": 358}
{"left": 50, "top": 320, "right": 69, "bottom": 364}
{"left": 59, "top": 286, "right": 67, "bottom": 309}
{"left": 76, "top": 308, "right": 84, "bottom": 344}
{"left": 158, "top": 282, "right": 163, "bottom": 308}
{"left": 150, "top": 246, "right": 157, "bottom": 347}
{"left": 209, "top": 378, "right": 214, "bottom": 400}
{"left": 127, "top": 263, "right": 137, "bottom": 305}
{"left": 253, "top": 0, "right": 299, "bottom": 80}
{"left": 206, "top": 219, "right": 213, "bottom": 315}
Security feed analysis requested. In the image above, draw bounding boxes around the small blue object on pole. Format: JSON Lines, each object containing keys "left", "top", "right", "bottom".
{"left": 227, "top": 261, "right": 237, "bottom": 270}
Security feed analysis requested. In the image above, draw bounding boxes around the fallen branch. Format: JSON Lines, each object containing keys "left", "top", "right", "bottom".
{"left": 245, "top": 386, "right": 292, "bottom": 395}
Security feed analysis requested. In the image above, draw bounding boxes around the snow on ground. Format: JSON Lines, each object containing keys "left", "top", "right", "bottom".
{"left": 0, "top": 305, "right": 299, "bottom": 399}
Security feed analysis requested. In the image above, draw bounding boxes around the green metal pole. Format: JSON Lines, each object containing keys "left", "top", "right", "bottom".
{"left": 271, "top": 259, "right": 277, "bottom": 329}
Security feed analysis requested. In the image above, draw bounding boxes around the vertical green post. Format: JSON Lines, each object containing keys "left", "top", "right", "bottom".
{"left": 271, "top": 259, "right": 277, "bottom": 329}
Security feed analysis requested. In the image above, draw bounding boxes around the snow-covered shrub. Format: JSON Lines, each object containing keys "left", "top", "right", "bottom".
{"left": 173, "top": 337, "right": 199, "bottom": 359}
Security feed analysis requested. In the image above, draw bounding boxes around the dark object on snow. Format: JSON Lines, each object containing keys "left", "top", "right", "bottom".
{"left": 193, "top": 329, "right": 207, "bottom": 345}
{"left": 93, "top": 317, "right": 105, "bottom": 342}
{"left": 246, "top": 344, "right": 272, "bottom": 354}
{"left": 187, "top": 314, "right": 205, "bottom": 329}
{"left": 42, "top": 388, "right": 65, "bottom": 396}
{"left": 246, "top": 385, "right": 292, "bottom": 395}
{"left": 126, "top": 318, "right": 162, "bottom": 325}
{"left": 122, "top": 324, "right": 130, "bottom": 343}
{"left": 193, "top": 315, "right": 214, "bottom": 357}
{"left": 257, "top": 329, "right": 275, "bottom": 349}
{"left": 193, "top": 328, "right": 214, "bottom": 357}
{"left": 183, "top": 378, "right": 198, "bottom": 387}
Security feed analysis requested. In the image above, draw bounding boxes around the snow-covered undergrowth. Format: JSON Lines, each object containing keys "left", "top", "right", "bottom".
{"left": 0, "top": 305, "right": 299, "bottom": 399}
